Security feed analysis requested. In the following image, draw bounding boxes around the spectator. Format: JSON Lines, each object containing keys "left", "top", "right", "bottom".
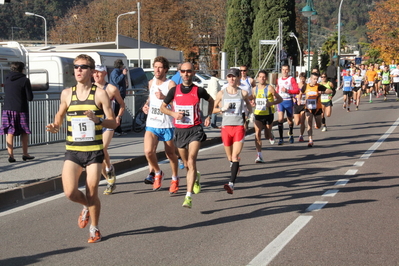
{"left": 171, "top": 63, "right": 182, "bottom": 85}
{"left": 326, "top": 60, "right": 338, "bottom": 89}
{"left": 206, "top": 70, "right": 221, "bottom": 128}
{"left": 109, "top": 59, "right": 127, "bottom": 136}
{"left": 0, "top": 61, "right": 34, "bottom": 163}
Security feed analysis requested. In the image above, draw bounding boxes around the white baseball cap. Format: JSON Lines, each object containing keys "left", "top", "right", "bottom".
{"left": 95, "top": 65, "right": 107, "bottom": 72}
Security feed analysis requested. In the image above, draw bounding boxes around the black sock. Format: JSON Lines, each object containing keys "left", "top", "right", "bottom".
{"left": 278, "top": 123, "right": 283, "bottom": 138}
{"left": 231, "top": 162, "right": 239, "bottom": 183}
{"left": 322, "top": 117, "right": 326, "bottom": 125}
{"left": 289, "top": 125, "right": 293, "bottom": 135}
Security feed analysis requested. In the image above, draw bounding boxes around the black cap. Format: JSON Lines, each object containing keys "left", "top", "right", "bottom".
{"left": 226, "top": 68, "right": 240, "bottom": 77}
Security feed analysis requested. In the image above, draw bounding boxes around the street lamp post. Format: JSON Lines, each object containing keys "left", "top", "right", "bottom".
{"left": 116, "top": 11, "right": 136, "bottom": 49}
{"left": 11, "top": 27, "right": 22, "bottom": 41}
{"left": 289, "top": 32, "right": 302, "bottom": 74}
{"left": 301, "top": 0, "right": 317, "bottom": 78}
{"left": 337, "top": 0, "right": 344, "bottom": 92}
{"left": 25, "top": 12, "right": 47, "bottom": 47}
{"left": 137, "top": 2, "right": 141, "bottom": 68}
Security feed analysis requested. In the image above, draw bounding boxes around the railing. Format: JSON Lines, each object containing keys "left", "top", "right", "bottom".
{"left": 0, "top": 89, "right": 148, "bottom": 150}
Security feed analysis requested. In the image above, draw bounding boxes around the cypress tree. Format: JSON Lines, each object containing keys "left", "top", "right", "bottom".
{"left": 223, "top": 0, "right": 254, "bottom": 68}
{"left": 250, "top": 0, "right": 296, "bottom": 71}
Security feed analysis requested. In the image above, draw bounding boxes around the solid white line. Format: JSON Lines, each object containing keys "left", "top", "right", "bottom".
{"left": 247, "top": 215, "right": 313, "bottom": 266}
{"left": 345, "top": 169, "right": 358, "bottom": 175}
{"left": 354, "top": 161, "right": 365, "bottom": 167}
{"left": 360, "top": 117, "right": 399, "bottom": 159}
{"left": 322, "top": 190, "right": 339, "bottom": 197}
{"left": 334, "top": 179, "right": 349, "bottom": 186}
{"left": 306, "top": 201, "right": 328, "bottom": 212}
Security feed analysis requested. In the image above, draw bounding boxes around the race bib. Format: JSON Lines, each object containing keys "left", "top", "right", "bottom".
{"left": 355, "top": 80, "right": 362, "bottom": 87}
{"left": 223, "top": 99, "right": 241, "bottom": 116}
{"left": 300, "top": 94, "right": 306, "bottom": 105}
{"left": 344, "top": 81, "right": 351, "bottom": 87}
{"left": 175, "top": 105, "right": 194, "bottom": 125}
{"left": 71, "top": 117, "right": 95, "bottom": 142}
{"left": 280, "top": 92, "right": 290, "bottom": 99}
{"left": 383, "top": 76, "right": 389, "bottom": 81}
{"left": 255, "top": 98, "right": 267, "bottom": 111}
{"left": 306, "top": 99, "right": 317, "bottom": 110}
{"left": 368, "top": 81, "right": 374, "bottom": 86}
{"left": 148, "top": 103, "right": 164, "bottom": 123}
{"left": 321, "top": 94, "right": 330, "bottom": 101}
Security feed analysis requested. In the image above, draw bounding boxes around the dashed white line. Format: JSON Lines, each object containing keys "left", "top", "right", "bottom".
{"left": 322, "top": 190, "right": 339, "bottom": 197}
{"left": 247, "top": 215, "right": 313, "bottom": 266}
{"left": 354, "top": 161, "right": 365, "bottom": 167}
{"left": 345, "top": 169, "right": 358, "bottom": 175}
{"left": 306, "top": 201, "right": 328, "bottom": 212}
{"left": 334, "top": 179, "right": 349, "bottom": 186}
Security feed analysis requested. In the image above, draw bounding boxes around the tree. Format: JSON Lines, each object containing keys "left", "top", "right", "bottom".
{"left": 250, "top": 0, "right": 296, "bottom": 71}
{"left": 367, "top": 0, "right": 399, "bottom": 62}
{"left": 223, "top": 0, "right": 254, "bottom": 68}
{"left": 311, "top": 49, "right": 319, "bottom": 70}
{"left": 321, "top": 32, "right": 347, "bottom": 62}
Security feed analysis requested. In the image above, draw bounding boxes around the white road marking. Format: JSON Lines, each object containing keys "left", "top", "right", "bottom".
{"left": 345, "top": 169, "right": 358, "bottom": 175}
{"left": 354, "top": 161, "right": 365, "bottom": 167}
{"left": 360, "top": 117, "right": 399, "bottom": 159}
{"left": 247, "top": 215, "right": 313, "bottom": 266}
{"left": 334, "top": 179, "right": 349, "bottom": 186}
{"left": 305, "top": 201, "right": 328, "bottom": 212}
{"left": 322, "top": 190, "right": 339, "bottom": 197}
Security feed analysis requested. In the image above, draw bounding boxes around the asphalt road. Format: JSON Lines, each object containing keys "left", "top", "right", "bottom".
{"left": 1, "top": 92, "right": 399, "bottom": 266}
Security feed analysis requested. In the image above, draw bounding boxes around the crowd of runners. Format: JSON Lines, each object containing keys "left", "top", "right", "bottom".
{"left": 45, "top": 54, "right": 399, "bottom": 243}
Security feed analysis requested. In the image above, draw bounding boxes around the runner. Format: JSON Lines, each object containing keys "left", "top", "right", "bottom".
{"left": 239, "top": 65, "right": 255, "bottom": 130}
{"left": 213, "top": 68, "right": 253, "bottom": 193}
{"left": 299, "top": 72, "right": 332, "bottom": 147}
{"left": 251, "top": 70, "right": 282, "bottom": 163}
{"left": 275, "top": 65, "right": 300, "bottom": 145}
{"left": 160, "top": 62, "right": 214, "bottom": 208}
{"left": 352, "top": 68, "right": 364, "bottom": 110}
{"left": 141, "top": 56, "right": 179, "bottom": 193}
{"left": 381, "top": 65, "right": 391, "bottom": 101}
{"left": 46, "top": 54, "right": 117, "bottom": 243}
{"left": 341, "top": 71, "right": 353, "bottom": 112}
{"left": 92, "top": 65, "right": 125, "bottom": 195}
{"left": 375, "top": 63, "right": 382, "bottom": 97}
{"left": 365, "top": 64, "right": 377, "bottom": 103}
{"left": 390, "top": 63, "right": 399, "bottom": 101}
{"left": 319, "top": 73, "right": 334, "bottom": 131}
{"left": 294, "top": 73, "right": 307, "bottom": 141}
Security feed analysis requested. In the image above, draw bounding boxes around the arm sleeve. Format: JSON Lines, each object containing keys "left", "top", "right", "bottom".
{"left": 198, "top": 87, "right": 211, "bottom": 100}
{"left": 318, "top": 84, "right": 327, "bottom": 92}
{"left": 289, "top": 78, "right": 300, "bottom": 94}
{"left": 163, "top": 87, "right": 176, "bottom": 104}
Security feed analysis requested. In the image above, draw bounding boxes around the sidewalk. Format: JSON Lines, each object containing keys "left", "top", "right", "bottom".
{"left": 0, "top": 125, "right": 231, "bottom": 208}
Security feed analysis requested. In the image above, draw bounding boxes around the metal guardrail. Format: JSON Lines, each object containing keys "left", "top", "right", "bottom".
{"left": 0, "top": 89, "right": 149, "bottom": 150}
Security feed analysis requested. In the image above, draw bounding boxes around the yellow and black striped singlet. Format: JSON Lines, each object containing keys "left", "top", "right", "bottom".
{"left": 66, "top": 85, "right": 104, "bottom": 151}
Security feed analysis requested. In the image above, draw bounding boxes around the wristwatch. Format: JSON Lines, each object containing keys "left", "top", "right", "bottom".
{"left": 95, "top": 118, "right": 104, "bottom": 125}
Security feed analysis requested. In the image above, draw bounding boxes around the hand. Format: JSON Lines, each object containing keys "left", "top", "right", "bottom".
{"left": 175, "top": 111, "right": 184, "bottom": 120}
{"left": 46, "top": 123, "right": 59, "bottom": 133}
{"left": 204, "top": 116, "right": 211, "bottom": 127}
{"left": 116, "top": 116, "right": 122, "bottom": 125}
{"left": 142, "top": 104, "right": 149, "bottom": 114}
{"left": 155, "top": 88, "right": 165, "bottom": 99}
{"left": 122, "top": 68, "right": 128, "bottom": 75}
{"left": 84, "top": 110, "right": 99, "bottom": 123}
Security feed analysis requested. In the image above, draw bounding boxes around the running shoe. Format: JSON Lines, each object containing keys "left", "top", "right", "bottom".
{"left": 278, "top": 138, "right": 284, "bottom": 145}
{"left": 178, "top": 159, "right": 185, "bottom": 169}
{"left": 369, "top": 100, "right": 373, "bottom": 103}
{"left": 78, "top": 207, "right": 90, "bottom": 229}
{"left": 356, "top": 106, "right": 359, "bottom": 111}
{"left": 321, "top": 126, "right": 327, "bottom": 132}
{"left": 298, "top": 135, "right": 304, "bottom": 142}
{"left": 88, "top": 228, "right": 102, "bottom": 243}
{"left": 224, "top": 183, "right": 234, "bottom": 194}
{"left": 343, "top": 103, "right": 346, "bottom": 109}
{"left": 384, "top": 96, "right": 387, "bottom": 101}
{"left": 144, "top": 172, "right": 155, "bottom": 184}
{"left": 396, "top": 98, "right": 399, "bottom": 102}
{"left": 255, "top": 156, "right": 265, "bottom": 163}
{"left": 193, "top": 171, "right": 201, "bottom": 194}
{"left": 103, "top": 183, "right": 116, "bottom": 195}
{"left": 269, "top": 133, "right": 275, "bottom": 145}
{"left": 105, "top": 166, "right": 116, "bottom": 185}
{"left": 153, "top": 171, "right": 164, "bottom": 191}
{"left": 289, "top": 135, "right": 294, "bottom": 144}
{"left": 308, "top": 141, "right": 313, "bottom": 148}
{"left": 169, "top": 179, "right": 179, "bottom": 194}
{"left": 347, "top": 108, "right": 350, "bottom": 112}
{"left": 182, "top": 196, "right": 192, "bottom": 208}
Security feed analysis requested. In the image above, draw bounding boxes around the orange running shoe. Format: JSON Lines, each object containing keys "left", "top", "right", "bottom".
{"left": 88, "top": 228, "right": 102, "bottom": 243}
{"left": 78, "top": 207, "right": 90, "bottom": 229}
{"left": 169, "top": 179, "right": 179, "bottom": 194}
{"left": 153, "top": 171, "right": 164, "bottom": 191}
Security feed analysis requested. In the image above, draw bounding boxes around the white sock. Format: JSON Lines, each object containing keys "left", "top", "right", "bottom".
{"left": 90, "top": 225, "right": 98, "bottom": 232}
{"left": 229, "top": 182, "right": 234, "bottom": 187}
{"left": 186, "top": 192, "right": 192, "bottom": 197}
{"left": 369, "top": 93, "right": 372, "bottom": 101}
{"left": 172, "top": 176, "right": 179, "bottom": 181}
{"left": 155, "top": 171, "right": 161, "bottom": 176}
{"left": 257, "top": 152, "right": 262, "bottom": 157}
{"left": 105, "top": 166, "right": 112, "bottom": 172}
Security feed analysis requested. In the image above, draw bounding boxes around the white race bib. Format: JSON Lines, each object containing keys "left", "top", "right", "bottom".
{"left": 175, "top": 105, "right": 194, "bottom": 125}
{"left": 321, "top": 94, "right": 330, "bottom": 101}
{"left": 368, "top": 81, "right": 374, "bottom": 86}
{"left": 223, "top": 99, "right": 241, "bottom": 116}
{"left": 71, "top": 117, "right": 95, "bottom": 142}
{"left": 306, "top": 99, "right": 317, "bottom": 110}
{"left": 148, "top": 103, "right": 164, "bottom": 123}
{"left": 255, "top": 98, "right": 267, "bottom": 111}
{"left": 344, "top": 81, "right": 351, "bottom": 87}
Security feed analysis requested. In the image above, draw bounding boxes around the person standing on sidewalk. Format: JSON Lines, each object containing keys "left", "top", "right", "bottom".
{"left": 160, "top": 62, "right": 214, "bottom": 208}
{"left": 93, "top": 64, "right": 125, "bottom": 195}
{"left": 0, "top": 61, "right": 34, "bottom": 163}
{"left": 46, "top": 54, "right": 116, "bottom": 243}
{"left": 141, "top": 56, "right": 179, "bottom": 193}
{"left": 206, "top": 70, "right": 221, "bottom": 128}
{"left": 213, "top": 68, "right": 253, "bottom": 194}
{"left": 109, "top": 59, "right": 127, "bottom": 136}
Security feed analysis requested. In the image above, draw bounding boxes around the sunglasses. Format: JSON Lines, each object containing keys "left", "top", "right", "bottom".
{"left": 74, "top": 64, "right": 91, "bottom": 70}
{"left": 321, "top": 76, "right": 327, "bottom": 78}
{"left": 240, "top": 70, "right": 247, "bottom": 72}
{"left": 180, "top": 69, "right": 193, "bottom": 73}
